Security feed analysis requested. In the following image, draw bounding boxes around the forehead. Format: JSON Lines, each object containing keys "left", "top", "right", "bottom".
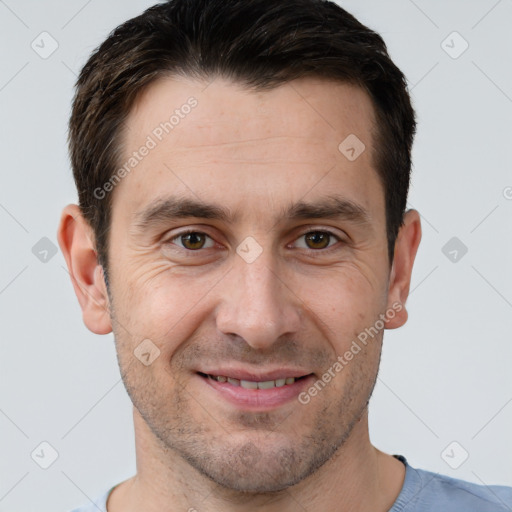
{"left": 127, "top": 75, "right": 376, "bottom": 157}
{"left": 113, "top": 75, "right": 383, "bottom": 225}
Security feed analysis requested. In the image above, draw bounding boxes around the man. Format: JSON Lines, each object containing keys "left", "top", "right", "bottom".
{"left": 58, "top": 0, "right": 512, "bottom": 510}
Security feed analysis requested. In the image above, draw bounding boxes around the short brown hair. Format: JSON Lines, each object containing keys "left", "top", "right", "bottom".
{"left": 68, "top": 0, "right": 416, "bottom": 277}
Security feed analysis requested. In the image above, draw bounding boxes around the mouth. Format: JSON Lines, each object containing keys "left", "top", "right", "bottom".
{"left": 197, "top": 371, "right": 311, "bottom": 389}
{"left": 196, "top": 371, "right": 315, "bottom": 410}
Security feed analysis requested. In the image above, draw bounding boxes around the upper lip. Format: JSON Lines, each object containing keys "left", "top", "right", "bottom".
{"left": 197, "top": 368, "right": 313, "bottom": 382}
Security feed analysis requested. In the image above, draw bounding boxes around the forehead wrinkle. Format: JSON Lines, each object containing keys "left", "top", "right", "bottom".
{"left": 169, "top": 134, "right": 316, "bottom": 151}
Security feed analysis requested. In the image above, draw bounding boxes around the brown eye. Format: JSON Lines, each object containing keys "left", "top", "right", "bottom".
{"left": 170, "top": 231, "right": 215, "bottom": 251}
{"left": 181, "top": 232, "right": 205, "bottom": 250}
{"left": 291, "top": 229, "right": 343, "bottom": 253}
{"left": 303, "top": 231, "right": 335, "bottom": 250}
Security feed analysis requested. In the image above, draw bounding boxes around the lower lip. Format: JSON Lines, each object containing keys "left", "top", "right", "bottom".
{"left": 198, "top": 374, "right": 315, "bottom": 411}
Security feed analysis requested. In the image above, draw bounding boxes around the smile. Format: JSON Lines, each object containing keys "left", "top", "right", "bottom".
{"left": 197, "top": 371, "right": 315, "bottom": 410}
{"left": 198, "top": 371, "right": 308, "bottom": 389}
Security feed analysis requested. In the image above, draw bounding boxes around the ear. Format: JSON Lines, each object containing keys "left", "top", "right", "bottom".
{"left": 384, "top": 209, "right": 422, "bottom": 329}
{"left": 57, "top": 204, "right": 112, "bottom": 334}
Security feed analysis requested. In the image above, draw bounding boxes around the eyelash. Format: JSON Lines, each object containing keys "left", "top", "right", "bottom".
{"left": 165, "top": 228, "right": 344, "bottom": 255}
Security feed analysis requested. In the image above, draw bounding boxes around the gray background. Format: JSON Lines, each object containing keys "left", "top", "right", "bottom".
{"left": 0, "top": 0, "right": 511, "bottom": 510}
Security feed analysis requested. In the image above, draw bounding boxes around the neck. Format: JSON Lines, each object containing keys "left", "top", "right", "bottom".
{"left": 108, "top": 407, "right": 405, "bottom": 512}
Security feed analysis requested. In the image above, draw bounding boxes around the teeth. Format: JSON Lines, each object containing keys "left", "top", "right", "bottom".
{"left": 208, "top": 374, "right": 298, "bottom": 388}
{"left": 257, "top": 380, "right": 275, "bottom": 389}
{"left": 240, "top": 380, "right": 258, "bottom": 389}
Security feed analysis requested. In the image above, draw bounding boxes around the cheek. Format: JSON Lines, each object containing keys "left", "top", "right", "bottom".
{"left": 114, "top": 264, "right": 225, "bottom": 353}
{"left": 297, "top": 267, "right": 386, "bottom": 334}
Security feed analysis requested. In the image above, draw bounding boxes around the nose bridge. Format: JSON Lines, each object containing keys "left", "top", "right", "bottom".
{"left": 215, "top": 247, "right": 301, "bottom": 349}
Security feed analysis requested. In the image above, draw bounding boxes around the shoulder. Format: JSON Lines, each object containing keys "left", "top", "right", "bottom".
{"left": 392, "top": 456, "right": 512, "bottom": 512}
{"left": 68, "top": 488, "right": 111, "bottom": 512}
{"left": 415, "top": 468, "right": 512, "bottom": 510}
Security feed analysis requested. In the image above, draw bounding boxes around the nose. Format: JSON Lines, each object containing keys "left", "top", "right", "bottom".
{"left": 215, "top": 248, "right": 302, "bottom": 350}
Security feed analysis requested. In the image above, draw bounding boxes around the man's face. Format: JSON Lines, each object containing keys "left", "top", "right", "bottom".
{"left": 106, "top": 76, "right": 393, "bottom": 492}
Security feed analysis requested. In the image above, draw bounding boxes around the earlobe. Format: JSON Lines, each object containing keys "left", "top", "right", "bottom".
{"left": 57, "top": 204, "right": 113, "bottom": 335}
{"left": 384, "top": 209, "right": 422, "bottom": 330}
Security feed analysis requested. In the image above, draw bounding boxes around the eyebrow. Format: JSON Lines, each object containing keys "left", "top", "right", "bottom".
{"left": 132, "top": 194, "right": 372, "bottom": 233}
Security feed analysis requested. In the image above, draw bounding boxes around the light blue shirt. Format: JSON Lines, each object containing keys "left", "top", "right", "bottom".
{"left": 69, "top": 455, "right": 512, "bottom": 511}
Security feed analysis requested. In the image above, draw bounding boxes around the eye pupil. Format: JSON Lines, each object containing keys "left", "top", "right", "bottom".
{"left": 182, "top": 232, "right": 205, "bottom": 250}
{"left": 305, "top": 232, "right": 330, "bottom": 249}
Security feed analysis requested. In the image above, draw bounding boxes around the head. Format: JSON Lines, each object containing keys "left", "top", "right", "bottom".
{"left": 58, "top": 0, "right": 421, "bottom": 495}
